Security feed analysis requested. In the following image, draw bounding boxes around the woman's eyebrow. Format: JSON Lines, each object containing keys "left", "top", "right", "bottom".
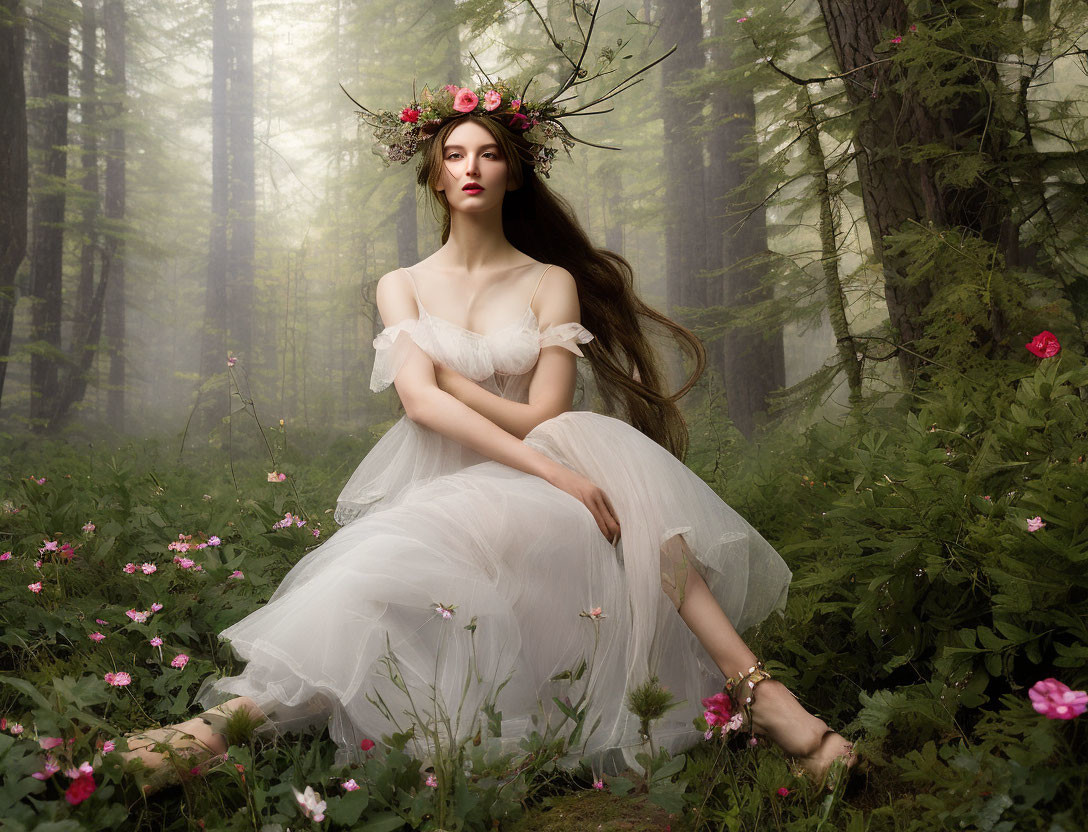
{"left": 443, "top": 143, "right": 500, "bottom": 151}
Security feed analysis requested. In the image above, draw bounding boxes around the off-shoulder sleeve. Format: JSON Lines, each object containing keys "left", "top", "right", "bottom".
{"left": 539, "top": 321, "right": 594, "bottom": 357}
{"left": 370, "top": 319, "right": 423, "bottom": 393}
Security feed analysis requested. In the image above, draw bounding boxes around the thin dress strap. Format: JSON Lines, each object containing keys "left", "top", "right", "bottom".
{"left": 528, "top": 264, "right": 555, "bottom": 311}
{"left": 401, "top": 267, "right": 424, "bottom": 313}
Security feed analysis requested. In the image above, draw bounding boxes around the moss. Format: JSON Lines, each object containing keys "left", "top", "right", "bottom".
{"left": 507, "top": 789, "right": 683, "bottom": 832}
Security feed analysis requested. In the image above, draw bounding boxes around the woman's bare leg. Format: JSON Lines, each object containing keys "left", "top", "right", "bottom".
{"left": 660, "top": 534, "right": 855, "bottom": 776}
{"left": 121, "top": 696, "right": 265, "bottom": 772}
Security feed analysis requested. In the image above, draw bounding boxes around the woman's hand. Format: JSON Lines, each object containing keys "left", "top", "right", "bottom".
{"left": 542, "top": 461, "right": 621, "bottom": 546}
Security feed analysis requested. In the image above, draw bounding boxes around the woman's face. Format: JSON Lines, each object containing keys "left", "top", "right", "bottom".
{"left": 436, "top": 119, "right": 511, "bottom": 212}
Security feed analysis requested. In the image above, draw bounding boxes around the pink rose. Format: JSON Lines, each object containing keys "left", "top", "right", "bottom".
{"left": 1029, "top": 678, "right": 1087, "bottom": 720}
{"left": 453, "top": 88, "right": 479, "bottom": 113}
{"left": 444, "top": 84, "right": 460, "bottom": 95}
{"left": 483, "top": 90, "right": 502, "bottom": 111}
{"left": 1025, "top": 330, "right": 1060, "bottom": 358}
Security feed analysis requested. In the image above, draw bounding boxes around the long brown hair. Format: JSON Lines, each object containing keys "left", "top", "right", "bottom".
{"left": 415, "top": 115, "right": 706, "bottom": 460}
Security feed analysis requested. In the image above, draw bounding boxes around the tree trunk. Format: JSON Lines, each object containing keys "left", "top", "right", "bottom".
{"left": 228, "top": 0, "right": 254, "bottom": 363}
{"left": 102, "top": 0, "right": 125, "bottom": 428}
{"left": 816, "top": 0, "right": 1010, "bottom": 382}
{"left": 28, "top": 0, "right": 72, "bottom": 430}
{"left": 658, "top": 0, "right": 710, "bottom": 319}
{"left": 197, "top": 0, "right": 231, "bottom": 432}
{"left": 74, "top": 0, "right": 97, "bottom": 371}
{"left": 706, "top": 0, "right": 786, "bottom": 437}
{"left": 0, "top": 0, "right": 29, "bottom": 412}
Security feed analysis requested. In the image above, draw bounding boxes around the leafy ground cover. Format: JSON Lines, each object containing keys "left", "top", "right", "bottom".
{"left": 1, "top": 343, "right": 1085, "bottom": 830}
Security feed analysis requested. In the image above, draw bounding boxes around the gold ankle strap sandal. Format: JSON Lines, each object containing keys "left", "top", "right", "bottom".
{"left": 724, "top": 659, "right": 774, "bottom": 736}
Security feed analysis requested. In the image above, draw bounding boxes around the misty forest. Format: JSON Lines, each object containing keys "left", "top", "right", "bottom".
{"left": 1, "top": 0, "right": 1087, "bottom": 830}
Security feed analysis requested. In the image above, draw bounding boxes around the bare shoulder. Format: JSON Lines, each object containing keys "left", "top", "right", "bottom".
{"left": 374, "top": 267, "right": 417, "bottom": 325}
{"left": 533, "top": 264, "right": 580, "bottom": 322}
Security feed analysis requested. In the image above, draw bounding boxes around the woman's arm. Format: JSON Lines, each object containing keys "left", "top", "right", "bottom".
{"left": 375, "top": 270, "right": 554, "bottom": 477}
{"left": 432, "top": 266, "right": 581, "bottom": 439}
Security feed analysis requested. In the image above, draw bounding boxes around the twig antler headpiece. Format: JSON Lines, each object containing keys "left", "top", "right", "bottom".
{"left": 340, "top": 1, "right": 675, "bottom": 178}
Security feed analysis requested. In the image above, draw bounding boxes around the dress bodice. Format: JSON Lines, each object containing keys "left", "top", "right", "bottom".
{"left": 369, "top": 302, "right": 594, "bottom": 402}
{"left": 334, "top": 299, "right": 595, "bottom": 526}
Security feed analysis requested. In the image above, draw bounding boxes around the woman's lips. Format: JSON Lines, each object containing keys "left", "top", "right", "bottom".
{"left": 462, "top": 184, "right": 484, "bottom": 193}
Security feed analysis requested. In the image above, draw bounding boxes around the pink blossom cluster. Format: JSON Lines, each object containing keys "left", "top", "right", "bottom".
{"left": 272, "top": 512, "right": 306, "bottom": 530}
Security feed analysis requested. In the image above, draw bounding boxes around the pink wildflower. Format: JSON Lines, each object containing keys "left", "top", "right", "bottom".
{"left": 104, "top": 671, "right": 132, "bottom": 687}
{"left": 89, "top": 632, "right": 105, "bottom": 642}
{"left": 777, "top": 786, "right": 790, "bottom": 796}
{"left": 171, "top": 653, "right": 190, "bottom": 669}
{"left": 122, "top": 563, "right": 136, "bottom": 573}
{"left": 592, "top": 778, "right": 604, "bottom": 789}
{"left": 425, "top": 773, "right": 438, "bottom": 787}
{"left": 483, "top": 89, "right": 502, "bottom": 111}
{"left": 141, "top": 562, "right": 156, "bottom": 574}
{"left": 342, "top": 778, "right": 360, "bottom": 791}
{"left": 39, "top": 736, "right": 64, "bottom": 750}
{"left": 1026, "top": 516, "right": 1046, "bottom": 532}
{"left": 208, "top": 535, "right": 221, "bottom": 546}
{"left": 1029, "top": 678, "right": 1087, "bottom": 719}
{"left": 150, "top": 636, "right": 163, "bottom": 647}
{"left": 0, "top": 551, "right": 10, "bottom": 560}
{"left": 28, "top": 581, "right": 42, "bottom": 593}
{"left": 229, "top": 570, "right": 244, "bottom": 579}
{"left": 150, "top": 602, "right": 163, "bottom": 612}
{"left": 82, "top": 522, "right": 95, "bottom": 533}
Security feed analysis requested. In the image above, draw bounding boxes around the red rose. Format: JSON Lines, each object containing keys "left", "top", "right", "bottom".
{"left": 1025, "top": 330, "right": 1061, "bottom": 358}
{"left": 399, "top": 107, "right": 421, "bottom": 124}
{"left": 64, "top": 772, "right": 96, "bottom": 806}
{"left": 360, "top": 738, "right": 375, "bottom": 751}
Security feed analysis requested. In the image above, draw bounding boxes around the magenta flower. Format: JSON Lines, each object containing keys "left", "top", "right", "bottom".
{"left": 701, "top": 692, "right": 733, "bottom": 727}
{"left": 737, "top": 15, "right": 748, "bottom": 22}
{"left": 483, "top": 89, "right": 502, "bottom": 111}
{"left": 104, "top": 671, "right": 132, "bottom": 687}
{"left": 150, "top": 602, "right": 163, "bottom": 612}
{"left": 891, "top": 35, "right": 903, "bottom": 44}
{"left": 125, "top": 609, "right": 149, "bottom": 623}
{"left": 9, "top": 722, "right": 24, "bottom": 735}
{"left": 171, "top": 653, "right": 190, "bottom": 669}
{"left": 176, "top": 557, "right": 195, "bottom": 569}
{"left": 229, "top": 570, "right": 244, "bottom": 580}
{"left": 777, "top": 786, "right": 790, "bottom": 796}
{"left": 342, "top": 778, "right": 360, "bottom": 791}
{"left": 40, "top": 540, "right": 58, "bottom": 553}
{"left": 28, "top": 581, "right": 42, "bottom": 594}
{"left": 141, "top": 562, "right": 156, "bottom": 574}
{"left": 122, "top": 563, "right": 136, "bottom": 574}
{"left": 149, "top": 636, "right": 163, "bottom": 647}
{"left": 82, "top": 522, "right": 95, "bottom": 533}
{"left": 101, "top": 740, "right": 115, "bottom": 753}
{"left": 1025, "top": 330, "right": 1061, "bottom": 358}
{"left": 434, "top": 603, "right": 455, "bottom": 620}
{"left": 89, "top": 632, "right": 105, "bottom": 642}
{"left": 95, "top": 618, "right": 108, "bottom": 625}
{"left": 227, "top": 354, "right": 237, "bottom": 367}
{"left": 208, "top": 535, "right": 221, "bottom": 546}
{"left": 1026, "top": 516, "right": 1046, "bottom": 532}
{"left": 31, "top": 759, "right": 61, "bottom": 780}
{"left": 39, "top": 736, "right": 64, "bottom": 750}
{"left": 1029, "top": 678, "right": 1087, "bottom": 719}
{"left": 0, "top": 551, "right": 10, "bottom": 561}
{"left": 425, "top": 773, "right": 438, "bottom": 787}
{"left": 592, "top": 778, "right": 604, "bottom": 789}
{"left": 34, "top": 559, "right": 42, "bottom": 568}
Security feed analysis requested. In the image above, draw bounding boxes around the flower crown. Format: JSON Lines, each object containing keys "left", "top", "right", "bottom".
{"left": 341, "top": 1, "right": 677, "bottom": 179}
{"left": 342, "top": 78, "right": 570, "bottom": 178}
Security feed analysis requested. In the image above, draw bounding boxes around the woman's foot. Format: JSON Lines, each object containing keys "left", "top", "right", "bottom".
{"left": 120, "top": 696, "right": 262, "bottom": 785}
{"left": 742, "top": 678, "right": 857, "bottom": 784}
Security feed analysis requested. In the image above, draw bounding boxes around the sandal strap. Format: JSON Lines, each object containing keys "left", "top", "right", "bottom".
{"left": 723, "top": 660, "right": 774, "bottom": 734}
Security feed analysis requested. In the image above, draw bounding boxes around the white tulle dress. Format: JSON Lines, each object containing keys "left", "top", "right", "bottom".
{"left": 195, "top": 266, "right": 793, "bottom": 775}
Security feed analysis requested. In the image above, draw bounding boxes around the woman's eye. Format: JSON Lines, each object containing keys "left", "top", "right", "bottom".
{"left": 445, "top": 152, "right": 499, "bottom": 159}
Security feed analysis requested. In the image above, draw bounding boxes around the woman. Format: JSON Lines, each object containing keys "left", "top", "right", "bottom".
{"left": 120, "top": 102, "right": 857, "bottom": 796}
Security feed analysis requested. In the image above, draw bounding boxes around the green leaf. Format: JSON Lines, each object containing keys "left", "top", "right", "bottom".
{"left": 360, "top": 813, "right": 405, "bottom": 832}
